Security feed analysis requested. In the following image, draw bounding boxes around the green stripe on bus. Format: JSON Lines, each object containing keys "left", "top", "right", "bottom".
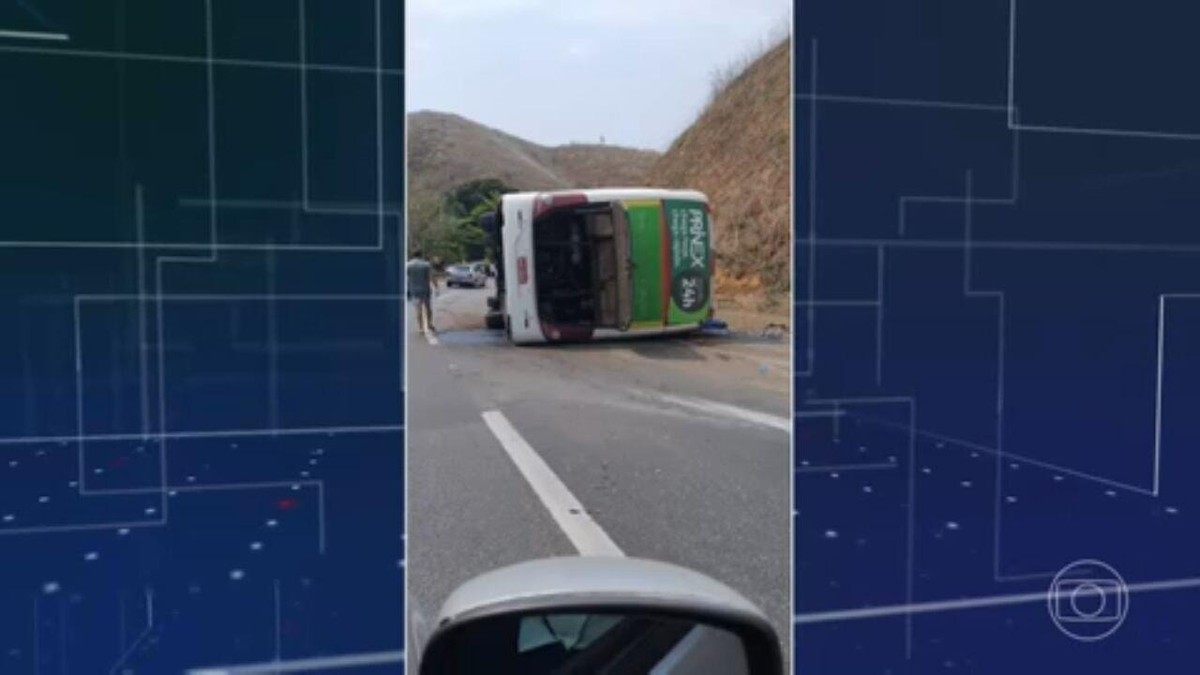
{"left": 626, "top": 202, "right": 664, "bottom": 325}
{"left": 664, "top": 199, "right": 712, "bottom": 325}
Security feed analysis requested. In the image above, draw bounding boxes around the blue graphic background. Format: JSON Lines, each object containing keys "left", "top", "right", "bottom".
{"left": 796, "top": 1, "right": 1200, "bottom": 672}
{"left": 0, "top": 1, "right": 404, "bottom": 672}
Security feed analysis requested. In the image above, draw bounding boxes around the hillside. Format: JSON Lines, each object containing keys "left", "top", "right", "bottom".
{"left": 647, "top": 38, "right": 792, "bottom": 303}
{"left": 408, "top": 38, "right": 791, "bottom": 319}
{"left": 407, "top": 111, "right": 659, "bottom": 202}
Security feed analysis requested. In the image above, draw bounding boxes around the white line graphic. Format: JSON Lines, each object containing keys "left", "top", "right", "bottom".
{"left": 800, "top": 38, "right": 818, "bottom": 377}
{"left": 796, "top": 462, "right": 897, "bottom": 473}
{"left": 188, "top": 650, "right": 405, "bottom": 674}
{"left": 795, "top": 300, "right": 878, "bottom": 307}
{"left": 0, "top": 0, "right": 393, "bottom": 547}
{"left": 136, "top": 184, "right": 150, "bottom": 438}
{"left": 875, "top": 246, "right": 885, "bottom": 385}
{"left": 0, "top": 425, "right": 402, "bottom": 447}
{"left": 790, "top": 238, "right": 1200, "bottom": 254}
{"left": 797, "top": 575, "right": 1200, "bottom": 625}
{"left": 1155, "top": 294, "right": 1166, "bottom": 496}
{"left": 273, "top": 580, "right": 282, "bottom": 664}
{"left": 1005, "top": 0, "right": 1200, "bottom": 141}
{"left": 796, "top": 93, "right": 1006, "bottom": 112}
{"left": 794, "top": 8, "right": 1200, "bottom": 662}
{"left": 804, "top": 396, "right": 916, "bottom": 656}
{"left": 795, "top": 409, "right": 845, "bottom": 419}
{"left": 0, "top": 28, "right": 68, "bottom": 41}
{"left": 0, "top": 44, "right": 401, "bottom": 74}
{"left": 1, "top": 11, "right": 401, "bottom": 671}
{"left": 108, "top": 587, "right": 154, "bottom": 674}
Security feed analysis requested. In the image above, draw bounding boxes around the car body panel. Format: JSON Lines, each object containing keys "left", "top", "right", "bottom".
{"left": 436, "top": 556, "right": 765, "bottom": 624}
{"left": 446, "top": 264, "right": 486, "bottom": 287}
{"left": 416, "top": 556, "right": 782, "bottom": 674}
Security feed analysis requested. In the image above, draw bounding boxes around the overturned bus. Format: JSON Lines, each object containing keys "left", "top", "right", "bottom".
{"left": 481, "top": 188, "right": 714, "bottom": 345}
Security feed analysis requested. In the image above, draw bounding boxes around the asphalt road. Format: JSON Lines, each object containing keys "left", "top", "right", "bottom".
{"left": 406, "top": 281, "right": 791, "bottom": 666}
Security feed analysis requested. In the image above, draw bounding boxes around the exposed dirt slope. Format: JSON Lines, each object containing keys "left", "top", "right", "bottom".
{"left": 646, "top": 39, "right": 791, "bottom": 301}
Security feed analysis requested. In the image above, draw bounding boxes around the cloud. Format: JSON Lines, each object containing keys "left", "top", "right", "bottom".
{"left": 406, "top": 0, "right": 792, "bottom": 149}
{"left": 410, "top": 0, "right": 789, "bottom": 28}
{"left": 555, "top": 0, "right": 790, "bottom": 28}
{"left": 409, "top": 0, "right": 549, "bottom": 20}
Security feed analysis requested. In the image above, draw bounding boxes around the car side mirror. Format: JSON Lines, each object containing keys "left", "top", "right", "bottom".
{"left": 417, "top": 556, "right": 782, "bottom": 674}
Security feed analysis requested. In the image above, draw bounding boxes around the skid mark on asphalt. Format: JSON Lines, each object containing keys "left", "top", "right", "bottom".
{"left": 481, "top": 410, "right": 624, "bottom": 557}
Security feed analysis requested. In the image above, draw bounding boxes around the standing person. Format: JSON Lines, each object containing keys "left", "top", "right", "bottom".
{"left": 407, "top": 249, "right": 435, "bottom": 334}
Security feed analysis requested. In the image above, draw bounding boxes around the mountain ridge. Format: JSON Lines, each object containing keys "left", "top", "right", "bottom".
{"left": 407, "top": 110, "right": 659, "bottom": 201}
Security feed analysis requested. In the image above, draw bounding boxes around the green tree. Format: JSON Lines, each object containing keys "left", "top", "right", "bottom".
{"left": 443, "top": 179, "right": 514, "bottom": 219}
{"left": 407, "top": 193, "right": 450, "bottom": 258}
{"left": 409, "top": 179, "right": 514, "bottom": 264}
{"left": 447, "top": 194, "right": 498, "bottom": 261}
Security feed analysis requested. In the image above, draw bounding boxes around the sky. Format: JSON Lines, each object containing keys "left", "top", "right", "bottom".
{"left": 406, "top": 0, "right": 791, "bottom": 151}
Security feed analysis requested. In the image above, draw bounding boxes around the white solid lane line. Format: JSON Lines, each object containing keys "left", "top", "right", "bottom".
{"left": 645, "top": 392, "right": 790, "bottom": 434}
{"left": 481, "top": 410, "right": 624, "bottom": 557}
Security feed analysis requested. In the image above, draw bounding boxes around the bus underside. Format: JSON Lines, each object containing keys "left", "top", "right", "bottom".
{"left": 532, "top": 202, "right": 631, "bottom": 337}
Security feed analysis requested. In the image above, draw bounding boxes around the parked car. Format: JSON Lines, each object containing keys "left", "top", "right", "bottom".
{"left": 446, "top": 263, "right": 487, "bottom": 288}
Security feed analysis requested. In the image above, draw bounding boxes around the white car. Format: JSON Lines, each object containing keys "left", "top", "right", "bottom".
{"left": 446, "top": 263, "right": 487, "bottom": 288}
